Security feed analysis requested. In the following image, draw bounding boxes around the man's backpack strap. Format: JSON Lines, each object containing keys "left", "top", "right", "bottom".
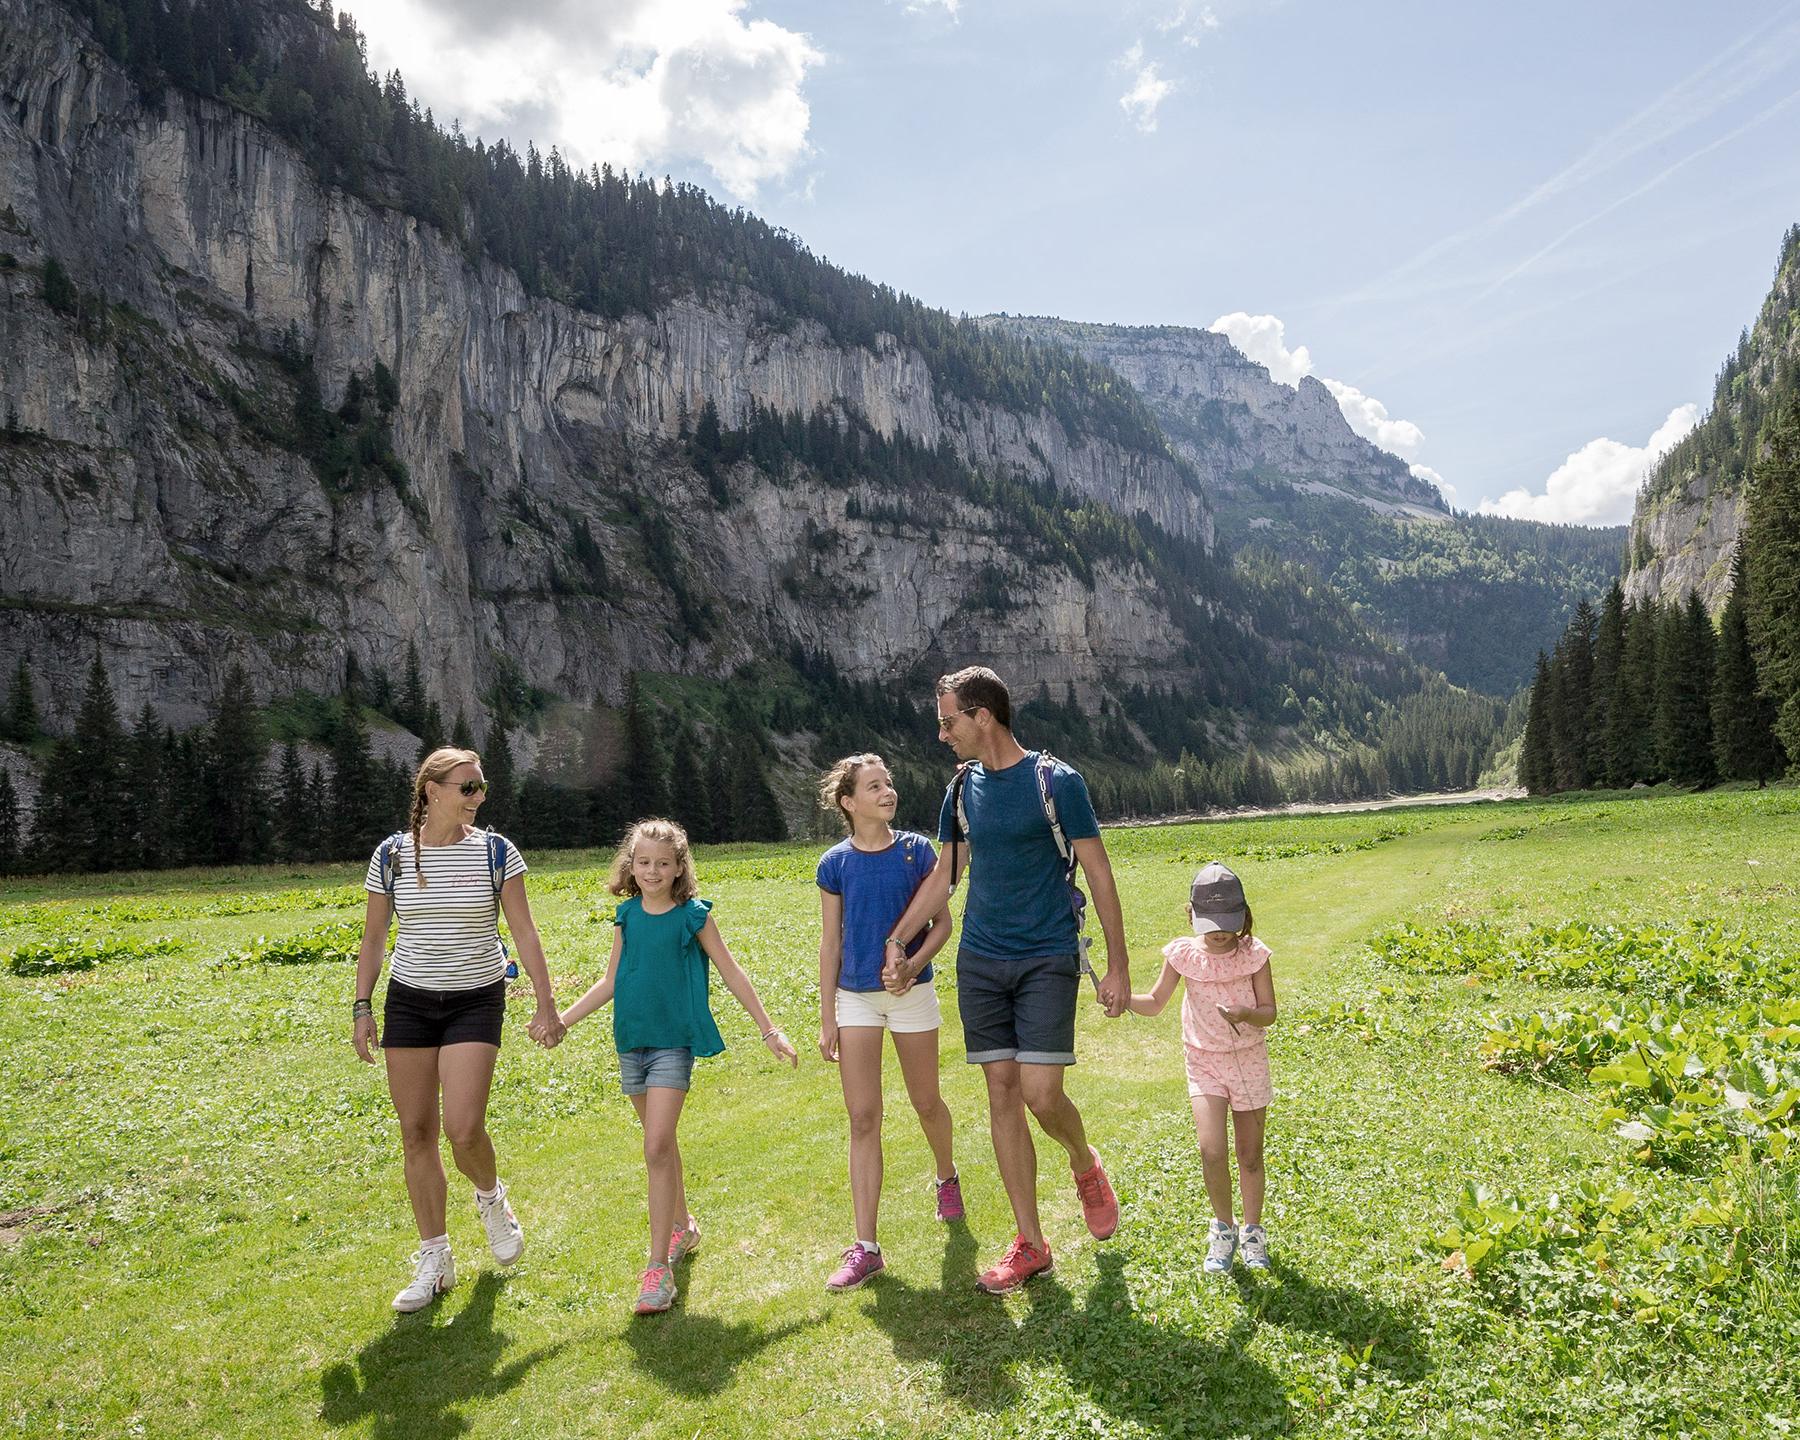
{"left": 944, "top": 762, "right": 975, "bottom": 893}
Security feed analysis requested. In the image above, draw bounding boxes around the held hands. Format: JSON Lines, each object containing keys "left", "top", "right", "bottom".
{"left": 763, "top": 1027, "right": 800, "bottom": 1068}
{"left": 527, "top": 1004, "right": 566, "bottom": 1049}
{"left": 818, "top": 1019, "right": 840, "bottom": 1064}
{"left": 880, "top": 938, "right": 917, "bottom": 996}
{"left": 1095, "top": 966, "right": 1129, "bottom": 1019}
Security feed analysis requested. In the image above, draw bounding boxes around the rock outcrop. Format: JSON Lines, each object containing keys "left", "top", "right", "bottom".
{"left": 0, "top": 0, "right": 1215, "bottom": 731}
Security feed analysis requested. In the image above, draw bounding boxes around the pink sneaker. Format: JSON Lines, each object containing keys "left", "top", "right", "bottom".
{"left": 825, "top": 1243, "right": 885, "bottom": 1292}
{"left": 1073, "top": 1147, "right": 1119, "bottom": 1240}
{"left": 935, "top": 1173, "right": 965, "bottom": 1222}
{"left": 667, "top": 1214, "right": 700, "bottom": 1264}
{"left": 977, "top": 1234, "right": 1054, "bottom": 1294}
{"left": 634, "top": 1264, "right": 676, "bottom": 1315}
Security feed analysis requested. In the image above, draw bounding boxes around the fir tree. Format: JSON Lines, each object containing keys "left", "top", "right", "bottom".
{"left": 1550, "top": 600, "right": 1596, "bottom": 790}
{"left": 728, "top": 734, "right": 786, "bottom": 841}
{"left": 450, "top": 710, "right": 475, "bottom": 751}
{"left": 1744, "top": 398, "right": 1800, "bottom": 766}
{"left": 35, "top": 656, "right": 128, "bottom": 870}
{"left": 328, "top": 696, "right": 379, "bottom": 858}
{"left": 0, "top": 768, "right": 19, "bottom": 875}
{"left": 1606, "top": 601, "right": 1659, "bottom": 786}
{"left": 3, "top": 657, "right": 39, "bottom": 744}
{"left": 666, "top": 721, "right": 712, "bottom": 843}
{"left": 42, "top": 256, "right": 79, "bottom": 316}
{"left": 205, "top": 665, "right": 270, "bottom": 863}
{"left": 304, "top": 761, "right": 330, "bottom": 861}
{"left": 415, "top": 699, "right": 445, "bottom": 764}
{"left": 483, "top": 721, "right": 516, "bottom": 835}
{"left": 276, "top": 741, "right": 309, "bottom": 862}
{"left": 1588, "top": 581, "right": 1626, "bottom": 779}
{"left": 1519, "top": 651, "right": 1555, "bottom": 794}
{"left": 1652, "top": 597, "right": 1716, "bottom": 785}
{"left": 621, "top": 675, "right": 669, "bottom": 820}
{"left": 705, "top": 747, "right": 735, "bottom": 841}
{"left": 1712, "top": 550, "right": 1785, "bottom": 783}
{"left": 121, "top": 702, "right": 164, "bottom": 869}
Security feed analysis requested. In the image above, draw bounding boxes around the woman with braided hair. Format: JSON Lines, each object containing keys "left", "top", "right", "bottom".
{"left": 350, "top": 747, "right": 562, "bottom": 1312}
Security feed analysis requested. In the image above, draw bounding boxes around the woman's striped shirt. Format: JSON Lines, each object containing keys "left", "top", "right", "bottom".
{"left": 364, "top": 831, "right": 527, "bottom": 990}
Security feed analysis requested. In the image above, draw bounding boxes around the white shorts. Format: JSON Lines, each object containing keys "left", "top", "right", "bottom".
{"left": 834, "top": 980, "right": 942, "bottom": 1033}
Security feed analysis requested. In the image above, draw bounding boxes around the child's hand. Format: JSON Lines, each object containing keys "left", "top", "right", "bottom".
{"left": 818, "top": 1019, "right": 840, "bottom": 1064}
{"left": 1216, "top": 1003, "right": 1243, "bottom": 1033}
{"left": 527, "top": 1005, "right": 564, "bottom": 1049}
{"left": 763, "top": 1027, "right": 800, "bottom": 1067}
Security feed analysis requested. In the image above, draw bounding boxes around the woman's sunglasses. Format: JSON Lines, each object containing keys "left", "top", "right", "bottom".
{"left": 444, "top": 778, "right": 489, "bottom": 796}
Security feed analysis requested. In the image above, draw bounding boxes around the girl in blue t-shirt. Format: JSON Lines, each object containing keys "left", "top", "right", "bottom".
{"left": 554, "top": 818, "right": 798, "bottom": 1315}
{"left": 815, "top": 754, "right": 960, "bottom": 1292}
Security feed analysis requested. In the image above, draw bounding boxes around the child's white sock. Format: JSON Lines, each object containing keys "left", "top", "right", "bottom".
{"left": 475, "top": 1182, "right": 500, "bottom": 1202}
{"left": 422, "top": 1233, "right": 450, "bottom": 1252}
{"left": 858, "top": 1240, "right": 881, "bottom": 1254}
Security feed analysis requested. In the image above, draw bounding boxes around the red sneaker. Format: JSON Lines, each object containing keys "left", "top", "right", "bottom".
{"left": 976, "top": 1234, "right": 1054, "bottom": 1294}
{"left": 935, "top": 1172, "right": 965, "bottom": 1223}
{"left": 1073, "top": 1147, "right": 1119, "bottom": 1240}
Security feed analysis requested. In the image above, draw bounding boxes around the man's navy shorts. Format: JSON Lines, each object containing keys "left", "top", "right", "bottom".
{"left": 956, "top": 949, "right": 1080, "bottom": 1066}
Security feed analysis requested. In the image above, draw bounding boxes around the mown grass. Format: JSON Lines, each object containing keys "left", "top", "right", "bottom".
{"left": 1, "top": 787, "right": 1797, "bottom": 1438}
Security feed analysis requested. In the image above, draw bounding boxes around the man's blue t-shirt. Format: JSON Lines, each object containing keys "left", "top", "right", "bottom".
{"left": 938, "top": 752, "right": 1100, "bottom": 962}
{"left": 817, "top": 831, "right": 938, "bottom": 991}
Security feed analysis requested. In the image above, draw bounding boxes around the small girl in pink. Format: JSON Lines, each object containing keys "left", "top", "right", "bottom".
{"left": 1128, "top": 861, "right": 1277, "bottom": 1274}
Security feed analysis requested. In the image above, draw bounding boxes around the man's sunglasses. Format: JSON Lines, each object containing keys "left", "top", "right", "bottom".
{"left": 445, "top": 778, "right": 489, "bottom": 796}
{"left": 936, "top": 705, "right": 980, "bottom": 730}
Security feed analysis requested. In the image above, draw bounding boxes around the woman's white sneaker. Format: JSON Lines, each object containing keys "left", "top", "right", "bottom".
{"left": 1240, "top": 1223, "right": 1270, "bottom": 1270}
{"left": 1203, "top": 1219, "right": 1238, "bottom": 1274}
{"left": 477, "top": 1180, "right": 525, "bottom": 1265}
{"left": 393, "top": 1245, "right": 455, "bottom": 1312}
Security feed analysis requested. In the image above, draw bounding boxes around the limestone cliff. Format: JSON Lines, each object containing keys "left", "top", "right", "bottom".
{"left": 0, "top": 0, "right": 1216, "bottom": 731}
{"left": 978, "top": 317, "right": 1447, "bottom": 519}
{"left": 1625, "top": 225, "right": 1800, "bottom": 611}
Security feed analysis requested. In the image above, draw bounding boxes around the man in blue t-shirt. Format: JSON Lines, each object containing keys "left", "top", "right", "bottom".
{"left": 883, "top": 666, "right": 1130, "bottom": 1294}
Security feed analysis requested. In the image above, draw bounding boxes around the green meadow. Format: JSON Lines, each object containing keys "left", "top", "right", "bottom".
{"left": 3, "top": 787, "right": 1798, "bottom": 1439}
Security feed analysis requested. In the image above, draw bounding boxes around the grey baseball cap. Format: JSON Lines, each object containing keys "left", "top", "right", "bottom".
{"left": 1189, "top": 862, "right": 1247, "bottom": 933}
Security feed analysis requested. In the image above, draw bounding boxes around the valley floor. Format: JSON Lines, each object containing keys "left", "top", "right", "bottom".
{"left": 1, "top": 787, "right": 1796, "bottom": 1439}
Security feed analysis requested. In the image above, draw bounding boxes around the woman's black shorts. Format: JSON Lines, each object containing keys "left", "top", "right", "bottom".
{"left": 382, "top": 978, "right": 506, "bottom": 1049}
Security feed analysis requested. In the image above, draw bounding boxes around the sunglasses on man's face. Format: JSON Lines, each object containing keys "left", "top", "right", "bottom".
{"left": 936, "top": 705, "right": 980, "bottom": 731}
{"left": 446, "top": 778, "right": 489, "bottom": 796}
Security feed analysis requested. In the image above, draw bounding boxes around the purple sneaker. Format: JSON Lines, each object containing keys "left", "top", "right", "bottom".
{"left": 935, "top": 1173, "right": 965, "bottom": 1223}
{"left": 825, "top": 1243, "right": 885, "bottom": 1292}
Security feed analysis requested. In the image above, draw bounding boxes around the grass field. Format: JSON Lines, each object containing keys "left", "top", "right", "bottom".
{"left": 3, "top": 787, "right": 1798, "bottom": 1439}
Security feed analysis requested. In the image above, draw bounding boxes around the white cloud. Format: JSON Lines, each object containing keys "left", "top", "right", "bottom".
{"left": 1208, "top": 312, "right": 1448, "bottom": 497}
{"left": 1118, "top": 45, "right": 1175, "bottom": 133}
{"left": 1157, "top": 4, "right": 1219, "bottom": 46}
{"left": 1480, "top": 405, "right": 1699, "bottom": 526}
{"left": 1410, "top": 464, "right": 1453, "bottom": 502}
{"left": 904, "top": 0, "right": 961, "bottom": 15}
{"left": 1320, "top": 378, "right": 1425, "bottom": 459}
{"left": 1208, "top": 312, "right": 1314, "bottom": 386}
{"left": 348, "top": 0, "right": 821, "bottom": 201}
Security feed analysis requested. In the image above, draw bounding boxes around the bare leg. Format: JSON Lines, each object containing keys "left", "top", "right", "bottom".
{"left": 438, "top": 1042, "right": 501, "bottom": 1193}
{"left": 385, "top": 1046, "right": 446, "bottom": 1240}
{"left": 837, "top": 1027, "right": 886, "bottom": 1244}
{"left": 1017, "top": 1064, "right": 1091, "bottom": 1169}
{"left": 630, "top": 1087, "right": 689, "bottom": 1266}
{"left": 982, "top": 1061, "right": 1045, "bottom": 1247}
{"left": 892, "top": 1028, "right": 956, "bottom": 1183}
{"left": 1191, "top": 1095, "right": 1235, "bottom": 1225}
{"left": 1232, "top": 1107, "right": 1267, "bottom": 1226}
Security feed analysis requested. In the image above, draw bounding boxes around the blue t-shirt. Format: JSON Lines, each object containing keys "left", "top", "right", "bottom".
{"left": 611, "top": 895, "right": 726, "bottom": 1057}
{"left": 817, "top": 831, "right": 937, "bottom": 991}
{"left": 938, "top": 752, "right": 1099, "bottom": 962}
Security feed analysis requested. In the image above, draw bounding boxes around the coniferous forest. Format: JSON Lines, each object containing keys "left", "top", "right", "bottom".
{"left": 1518, "top": 398, "right": 1800, "bottom": 795}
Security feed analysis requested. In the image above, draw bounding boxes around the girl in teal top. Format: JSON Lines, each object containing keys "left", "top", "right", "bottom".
{"left": 555, "top": 818, "right": 798, "bottom": 1315}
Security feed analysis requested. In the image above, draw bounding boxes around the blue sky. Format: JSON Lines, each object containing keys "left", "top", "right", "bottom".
{"left": 351, "top": 0, "right": 1800, "bottom": 525}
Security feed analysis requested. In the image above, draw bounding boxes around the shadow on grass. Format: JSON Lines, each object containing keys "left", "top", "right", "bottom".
{"left": 319, "top": 1273, "right": 562, "bottom": 1440}
{"left": 866, "top": 1242, "right": 1430, "bottom": 1436}
{"left": 622, "top": 1306, "right": 823, "bottom": 1395}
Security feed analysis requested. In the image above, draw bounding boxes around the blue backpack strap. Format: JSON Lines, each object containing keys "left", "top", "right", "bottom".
{"left": 944, "top": 762, "right": 974, "bottom": 893}
{"left": 377, "top": 831, "right": 406, "bottom": 899}
{"left": 486, "top": 829, "right": 517, "bottom": 977}
{"left": 1034, "top": 751, "right": 1091, "bottom": 971}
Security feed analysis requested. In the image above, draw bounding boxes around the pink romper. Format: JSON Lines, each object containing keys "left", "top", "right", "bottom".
{"left": 1164, "top": 936, "right": 1273, "bottom": 1111}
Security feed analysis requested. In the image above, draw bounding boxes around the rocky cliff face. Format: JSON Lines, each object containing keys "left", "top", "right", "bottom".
{"left": 1625, "top": 226, "right": 1799, "bottom": 611}
{"left": 979, "top": 317, "right": 1447, "bottom": 519}
{"left": 0, "top": 0, "right": 1211, "bottom": 731}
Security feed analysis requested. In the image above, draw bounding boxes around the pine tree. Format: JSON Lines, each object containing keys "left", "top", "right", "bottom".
{"left": 1588, "top": 580, "right": 1626, "bottom": 778}
{"left": 1652, "top": 597, "right": 1716, "bottom": 785}
{"left": 328, "top": 696, "right": 379, "bottom": 858}
{"left": 1712, "top": 550, "right": 1786, "bottom": 782}
{"left": 450, "top": 710, "right": 475, "bottom": 750}
{"left": 1744, "top": 398, "right": 1800, "bottom": 766}
{"left": 728, "top": 734, "right": 787, "bottom": 841}
{"left": 705, "top": 746, "right": 735, "bottom": 841}
{"left": 1550, "top": 601, "right": 1596, "bottom": 790}
{"left": 1519, "top": 651, "right": 1555, "bottom": 793}
{"left": 1606, "top": 601, "right": 1658, "bottom": 786}
{"left": 0, "top": 768, "right": 19, "bottom": 875}
{"left": 666, "top": 721, "right": 712, "bottom": 843}
{"left": 304, "top": 761, "right": 330, "bottom": 861}
{"left": 621, "top": 675, "right": 669, "bottom": 820}
{"left": 276, "top": 741, "right": 309, "bottom": 862}
{"left": 415, "top": 700, "right": 445, "bottom": 765}
{"left": 2, "top": 657, "right": 39, "bottom": 744}
{"left": 483, "top": 721, "right": 516, "bottom": 835}
{"left": 205, "top": 664, "right": 270, "bottom": 863}
{"left": 34, "top": 656, "right": 128, "bottom": 871}
{"left": 121, "top": 702, "right": 164, "bottom": 869}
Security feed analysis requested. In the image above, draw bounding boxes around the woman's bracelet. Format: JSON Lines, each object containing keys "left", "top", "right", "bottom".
{"left": 352, "top": 998, "right": 373, "bottom": 1019}
{"left": 760, "top": 1026, "right": 782, "bottom": 1041}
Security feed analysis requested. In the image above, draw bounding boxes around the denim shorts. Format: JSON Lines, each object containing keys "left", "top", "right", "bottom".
{"left": 956, "top": 949, "right": 1080, "bottom": 1066}
{"left": 619, "top": 1046, "right": 694, "bottom": 1095}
